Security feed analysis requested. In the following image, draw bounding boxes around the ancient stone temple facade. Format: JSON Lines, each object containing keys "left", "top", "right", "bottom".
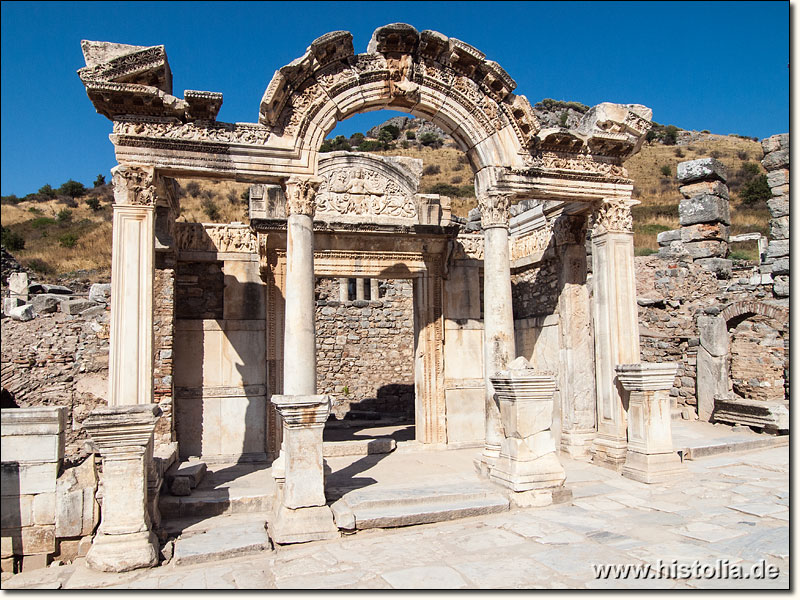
{"left": 69, "top": 24, "right": 671, "bottom": 569}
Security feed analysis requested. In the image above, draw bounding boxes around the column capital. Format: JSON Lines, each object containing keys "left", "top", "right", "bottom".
{"left": 82, "top": 404, "right": 161, "bottom": 457}
{"left": 285, "top": 175, "right": 323, "bottom": 217}
{"left": 615, "top": 363, "right": 678, "bottom": 392}
{"left": 111, "top": 165, "right": 157, "bottom": 207}
{"left": 271, "top": 394, "right": 330, "bottom": 429}
{"left": 552, "top": 213, "right": 588, "bottom": 246}
{"left": 590, "top": 198, "right": 636, "bottom": 236}
{"left": 478, "top": 192, "right": 511, "bottom": 228}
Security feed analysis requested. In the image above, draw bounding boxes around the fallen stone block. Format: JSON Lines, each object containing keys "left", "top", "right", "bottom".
{"left": 55, "top": 457, "right": 99, "bottom": 538}
{"left": 30, "top": 294, "right": 62, "bottom": 315}
{"left": 680, "top": 222, "right": 729, "bottom": 243}
{"left": 8, "top": 272, "right": 29, "bottom": 299}
{"left": 60, "top": 299, "right": 96, "bottom": 315}
{"left": 682, "top": 240, "right": 728, "bottom": 259}
{"left": 679, "top": 180, "right": 729, "bottom": 200}
{"left": 170, "top": 476, "right": 192, "bottom": 497}
{"left": 172, "top": 522, "right": 272, "bottom": 566}
{"left": 677, "top": 158, "right": 727, "bottom": 184}
{"left": 3, "top": 296, "right": 22, "bottom": 315}
{"left": 166, "top": 461, "right": 207, "bottom": 489}
{"left": 713, "top": 396, "right": 789, "bottom": 431}
{"left": 7, "top": 304, "right": 34, "bottom": 322}
{"left": 28, "top": 284, "right": 73, "bottom": 296}
{"left": 694, "top": 258, "right": 732, "bottom": 278}
{"left": 679, "top": 194, "right": 730, "bottom": 226}
{"left": 88, "top": 283, "right": 111, "bottom": 304}
{"left": 323, "top": 438, "right": 396, "bottom": 458}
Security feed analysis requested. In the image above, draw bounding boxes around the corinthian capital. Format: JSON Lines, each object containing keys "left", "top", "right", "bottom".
{"left": 285, "top": 175, "right": 323, "bottom": 217}
{"left": 590, "top": 198, "right": 634, "bottom": 236}
{"left": 111, "top": 165, "right": 156, "bottom": 206}
{"left": 478, "top": 192, "right": 511, "bottom": 228}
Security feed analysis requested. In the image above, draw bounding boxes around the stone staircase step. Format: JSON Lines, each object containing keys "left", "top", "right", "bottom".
{"left": 159, "top": 489, "right": 272, "bottom": 520}
{"left": 172, "top": 521, "right": 272, "bottom": 566}
{"left": 677, "top": 435, "right": 788, "bottom": 460}
{"left": 166, "top": 461, "right": 208, "bottom": 488}
{"left": 329, "top": 481, "right": 509, "bottom": 530}
{"left": 161, "top": 511, "right": 272, "bottom": 539}
{"left": 323, "top": 437, "right": 396, "bottom": 457}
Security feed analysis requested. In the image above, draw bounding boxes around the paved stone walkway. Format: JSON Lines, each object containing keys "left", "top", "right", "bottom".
{"left": 2, "top": 445, "right": 788, "bottom": 590}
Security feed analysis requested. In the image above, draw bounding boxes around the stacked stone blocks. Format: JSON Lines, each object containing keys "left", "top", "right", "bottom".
{"left": 657, "top": 158, "right": 731, "bottom": 276}
{"left": 759, "top": 133, "right": 789, "bottom": 298}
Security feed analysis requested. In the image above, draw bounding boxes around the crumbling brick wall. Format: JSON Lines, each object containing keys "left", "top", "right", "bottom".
{"left": 511, "top": 255, "right": 561, "bottom": 320}
{"left": 315, "top": 278, "right": 415, "bottom": 420}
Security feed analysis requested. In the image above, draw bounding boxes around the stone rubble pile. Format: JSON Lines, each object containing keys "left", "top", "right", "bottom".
{"left": 657, "top": 158, "right": 731, "bottom": 277}
{"left": 2, "top": 272, "right": 111, "bottom": 322}
{"left": 759, "top": 133, "right": 789, "bottom": 298}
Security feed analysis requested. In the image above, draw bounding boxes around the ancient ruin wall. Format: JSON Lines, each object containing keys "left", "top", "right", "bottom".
{"left": 315, "top": 278, "right": 415, "bottom": 420}
{"left": 510, "top": 255, "right": 561, "bottom": 320}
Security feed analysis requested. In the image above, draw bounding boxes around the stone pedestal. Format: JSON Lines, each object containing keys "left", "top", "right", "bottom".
{"left": 269, "top": 395, "right": 337, "bottom": 544}
{"left": 82, "top": 404, "right": 161, "bottom": 572}
{"left": 616, "top": 363, "right": 685, "bottom": 484}
{"left": 589, "top": 199, "right": 640, "bottom": 470}
{"left": 478, "top": 193, "right": 515, "bottom": 472}
{"left": 489, "top": 358, "right": 566, "bottom": 496}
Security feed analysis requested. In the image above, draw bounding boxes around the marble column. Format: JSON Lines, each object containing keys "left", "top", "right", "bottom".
{"left": 478, "top": 192, "right": 515, "bottom": 472}
{"left": 370, "top": 278, "right": 380, "bottom": 301}
{"left": 589, "top": 198, "right": 641, "bottom": 470}
{"left": 338, "top": 278, "right": 349, "bottom": 303}
{"left": 616, "top": 363, "right": 685, "bottom": 483}
{"left": 553, "top": 215, "right": 596, "bottom": 458}
{"left": 355, "top": 278, "right": 366, "bottom": 301}
{"left": 282, "top": 175, "right": 322, "bottom": 396}
{"left": 270, "top": 394, "right": 338, "bottom": 544}
{"left": 108, "top": 165, "right": 156, "bottom": 406}
{"left": 82, "top": 405, "right": 161, "bottom": 572}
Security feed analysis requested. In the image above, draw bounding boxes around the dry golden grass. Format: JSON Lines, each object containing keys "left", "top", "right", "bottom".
{"left": 176, "top": 178, "right": 251, "bottom": 224}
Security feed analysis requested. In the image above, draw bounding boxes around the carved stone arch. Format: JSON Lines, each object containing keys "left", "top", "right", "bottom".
{"left": 722, "top": 301, "right": 789, "bottom": 331}
{"left": 258, "top": 24, "right": 538, "bottom": 189}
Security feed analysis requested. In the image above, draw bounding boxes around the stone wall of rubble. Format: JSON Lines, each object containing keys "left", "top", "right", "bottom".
{"left": 315, "top": 278, "right": 415, "bottom": 420}
{"left": 510, "top": 255, "right": 561, "bottom": 320}
{"left": 759, "top": 134, "right": 789, "bottom": 298}
{"left": 152, "top": 265, "right": 175, "bottom": 446}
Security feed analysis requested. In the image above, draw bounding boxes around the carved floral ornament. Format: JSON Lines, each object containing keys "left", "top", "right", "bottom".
{"left": 590, "top": 199, "right": 634, "bottom": 235}
{"left": 478, "top": 192, "right": 511, "bottom": 227}
{"left": 285, "top": 176, "right": 323, "bottom": 217}
{"left": 111, "top": 165, "right": 156, "bottom": 206}
{"left": 175, "top": 223, "right": 256, "bottom": 253}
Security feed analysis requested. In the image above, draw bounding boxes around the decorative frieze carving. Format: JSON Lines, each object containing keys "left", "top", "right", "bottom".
{"left": 510, "top": 224, "right": 553, "bottom": 260}
{"left": 285, "top": 176, "right": 323, "bottom": 217}
{"left": 591, "top": 198, "right": 634, "bottom": 236}
{"left": 316, "top": 165, "right": 417, "bottom": 220}
{"left": 113, "top": 119, "right": 273, "bottom": 146}
{"left": 552, "top": 214, "right": 588, "bottom": 246}
{"left": 478, "top": 192, "right": 511, "bottom": 228}
{"left": 453, "top": 234, "right": 485, "bottom": 260}
{"left": 175, "top": 223, "right": 257, "bottom": 253}
{"left": 522, "top": 150, "right": 628, "bottom": 178}
{"left": 112, "top": 165, "right": 155, "bottom": 206}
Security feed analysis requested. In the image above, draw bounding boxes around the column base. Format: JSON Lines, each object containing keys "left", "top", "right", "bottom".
{"left": 474, "top": 444, "right": 500, "bottom": 476}
{"left": 86, "top": 530, "right": 159, "bottom": 572}
{"left": 269, "top": 505, "right": 338, "bottom": 545}
{"left": 560, "top": 430, "right": 596, "bottom": 460}
{"left": 622, "top": 451, "right": 686, "bottom": 484}
{"left": 489, "top": 451, "right": 566, "bottom": 492}
{"left": 509, "top": 486, "right": 573, "bottom": 508}
{"left": 590, "top": 435, "right": 628, "bottom": 471}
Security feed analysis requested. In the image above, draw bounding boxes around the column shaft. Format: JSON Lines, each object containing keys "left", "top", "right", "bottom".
{"left": 355, "top": 277, "right": 366, "bottom": 301}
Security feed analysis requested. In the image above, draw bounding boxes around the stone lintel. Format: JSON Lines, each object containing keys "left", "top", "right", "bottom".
{"left": 615, "top": 363, "right": 678, "bottom": 392}
{"left": 1, "top": 406, "right": 67, "bottom": 437}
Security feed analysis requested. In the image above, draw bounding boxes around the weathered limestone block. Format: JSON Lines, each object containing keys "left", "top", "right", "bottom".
{"left": 32, "top": 492, "right": 55, "bottom": 525}
{"left": 31, "top": 294, "right": 62, "bottom": 315}
{"left": 696, "top": 346, "right": 728, "bottom": 422}
{"left": 677, "top": 158, "right": 727, "bottom": 183}
{"left": 761, "top": 133, "right": 789, "bottom": 154}
{"left": 55, "top": 457, "right": 99, "bottom": 538}
{"left": 713, "top": 396, "right": 789, "bottom": 431}
{"left": 656, "top": 229, "right": 681, "bottom": 246}
{"left": 61, "top": 299, "right": 97, "bottom": 315}
{"left": 616, "top": 363, "right": 685, "bottom": 484}
{"left": 694, "top": 258, "right": 732, "bottom": 278}
{"left": 88, "top": 283, "right": 112, "bottom": 304}
{"left": 679, "top": 180, "right": 729, "bottom": 200}
{"left": 773, "top": 276, "right": 789, "bottom": 298}
{"left": 169, "top": 476, "right": 191, "bottom": 496}
{"left": 249, "top": 184, "right": 285, "bottom": 220}
{"left": 82, "top": 404, "right": 161, "bottom": 572}
{"left": 678, "top": 194, "right": 730, "bottom": 226}
{"left": 1, "top": 406, "right": 67, "bottom": 468}
{"left": 8, "top": 272, "right": 29, "bottom": 301}
{"left": 698, "top": 314, "right": 728, "bottom": 357}
{"left": 766, "top": 240, "right": 789, "bottom": 259}
{"left": 7, "top": 304, "right": 34, "bottom": 322}
{"left": 769, "top": 216, "right": 789, "bottom": 240}
{"left": 682, "top": 240, "right": 728, "bottom": 259}
{"left": 762, "top": 149, "right": 789, "bottom": 171}
{"left": 489, "top": 358, "right": 566, "bottom": 496}
{"left": 1, "top": 525, "right": 55, "bottom": 557}
{"left": 769, "top": 257, "right": 789, "bottom": 276}
{"left": 766, "top": 169, "right": 789, "bottom": 189}
{"left": 270, "top": 395, "right": 337, "bottom": 544}
{"left": 680, "top": 222, "right": 729, "bottom": 243}
{"left": 770, "top": 183, "right": 789, "bottom": 197}
{"left": 2, "top": 296, "right": 22, "bottom": 315}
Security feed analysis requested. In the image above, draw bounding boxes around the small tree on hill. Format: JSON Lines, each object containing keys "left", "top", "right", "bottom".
{"left": 38, "top": 184, "right": 57, "bottom": 198}
{"left": 740, "top": 175, "right": 770, "bottom": 206}
{"left": 94, "top": 174, "right": 106, "bottom": 187}
{"left": 59, "top": 180, "right": 87, "bottom": 199}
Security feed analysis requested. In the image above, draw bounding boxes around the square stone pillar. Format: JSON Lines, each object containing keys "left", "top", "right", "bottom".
{"left": 616, "top": 363, "right": 685, "bottom": 484}
{"left": 489, "top": 357, "right": 566, "bottom": 503}
{"left": 108, "top": 165, "right": 156, "bottom": 406}
{"left": 477, "top": 192, "right": 516, "bottom": 473}
{"left": 270, "top": 395, "right": 338, "bottom": 544}
{"left": 589, "top": 199, "right": 640, "bottom": 470}
{"left": 696, "top": 312, "right": 730, "bottom": 421}
{"left": 82, "top": 405, "right": 161, "bottom": 572}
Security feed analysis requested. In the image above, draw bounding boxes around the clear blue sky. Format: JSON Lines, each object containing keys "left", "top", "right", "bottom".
{"left": 0, "top": 1, "right": 789, "bottom": 196}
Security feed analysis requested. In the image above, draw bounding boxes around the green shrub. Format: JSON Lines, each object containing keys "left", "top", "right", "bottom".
{"left": 419, "top": 132, "right": 441, "bottom": 147}
{"left": 201, "top": 198, "right": 221, "bottom": 221}
{"left": 422, "top": 164, "right": 441, "bottom": 176}
{"left": 1, "top": 226, "right": 25, "bottom": 251}
{"left": 31, "top": 216, "right": 56, "bottom": 229}
{"left": 240, "top": 190, "right": 250, "bottom": 203}
{"left": 59, "top": 232, "right": 79, "bottom": 248}
{"left": 740, "top": 174, "right": 770, "bottom": 206}
{"left": 28, "top": 207, "right": 43, "bottom": 215}
{"left": 425, "top": 183, "right": 460, "bottom": 196}
{"left": 356, "top": 140, "right": 385, "bottom": 152}
{"left": 674, "top": 148, "right": 684, "bottom": 158}
{"left": 58, "top": 180, "right": 87, "bottom": 198}
{"left": 451, "top": 176, "right": 463, "bottom": 185}
{"left": 1, "top": 194, "right": 20, "bottom": 204}
{"left": 349, "top": 132, "right": 365, "bottom": 145}
{"left": 94, "top": 174, "right": 106, "bottom": 187}
{"left": 534, "top": 98, "right": 589, "bottom": 113}
{"left": 660, "top": 165, "right": 672, "bottom": 177}
{"left": 26, "top": 258, "right": 54, "bottom": 275}
{"left": 56, "top": 209, "right": 73, "bottom": 223}
{"left": 38, "top": 184, "right": 57, "bottom": 198}
{"left": 401, "top": 141, "right": 409, "bottom": 149}
{"left": 405, "top": 130, "right": 416, "bottom": 140}
{"left": 319, "top": 140, "right": 333, "bottom": 152}
{"left": 736, "top": 150, "right": 748, "bottom": 160}
{"left": 185, "top": 181, "right": 201, "bottom": 197}
{"left": 85, "top": 197, "right": 101, "bottom": 211}
{"left": 379, "top": 124, "right": 400, "bottom": 141}
{"left": 662, "top": 125, "right": 679, "bottom": 145}
{"left": 558, "top": 112, "right": 569, "bottom": 127}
